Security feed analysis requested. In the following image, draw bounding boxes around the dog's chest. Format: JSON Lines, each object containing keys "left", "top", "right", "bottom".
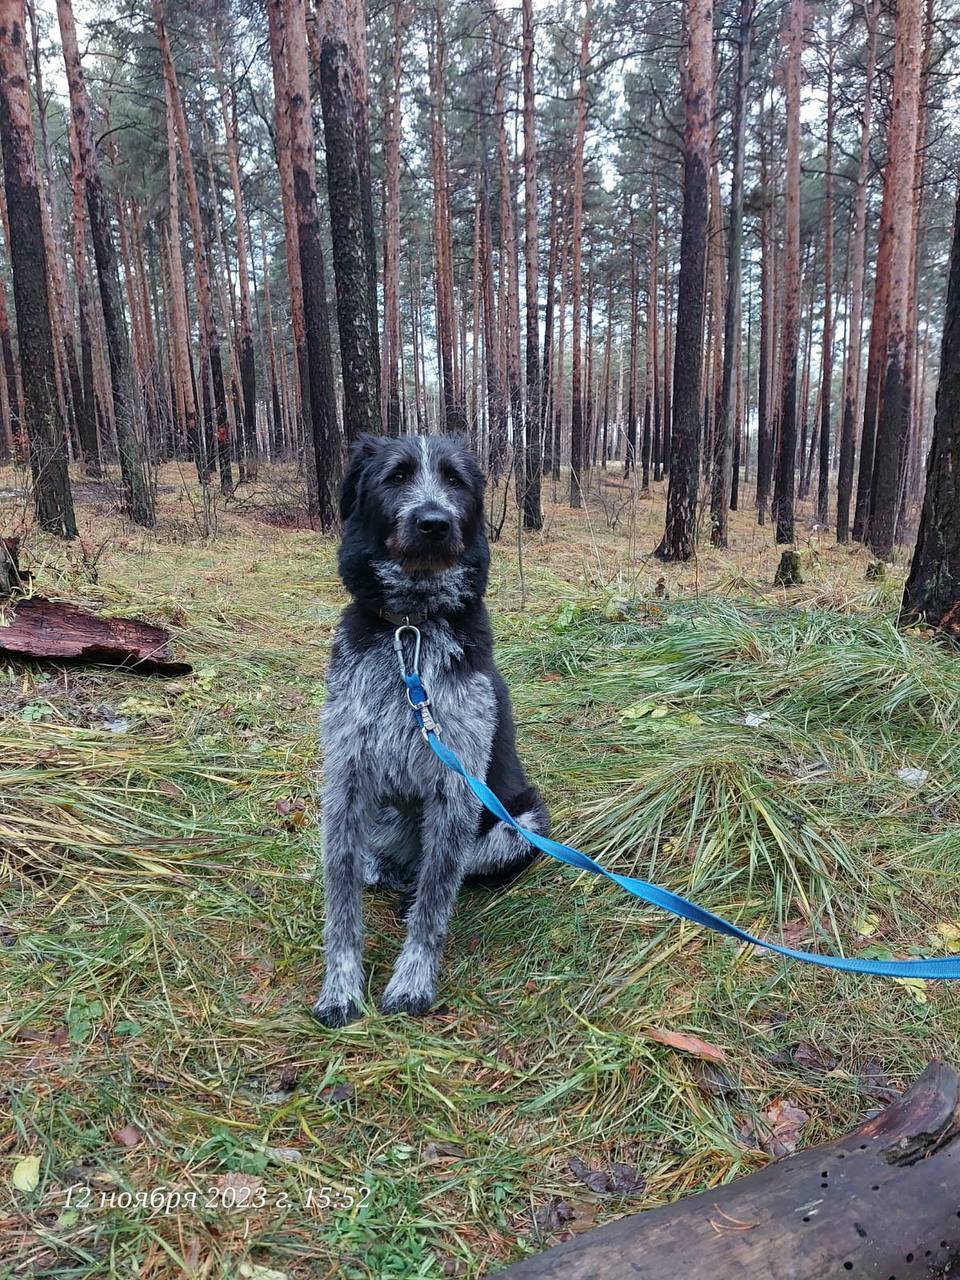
{"left": 323, "top": 621, "right": 496, "bottom": 795}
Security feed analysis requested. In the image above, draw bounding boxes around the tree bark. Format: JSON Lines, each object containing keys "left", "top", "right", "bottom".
{"left": 211, "top": 22, "right": 258, "bottom": 481}
{"left": 381, "top": 0, "right": 404, "bottom": 438}
{"left": 900, "top": 182, "right": 960, "bottom": 634}
{"left": 266, "top": 0, "right": 315, "bottom": 503}
{"left": 342, "top": 0, "right": 380, "bottom": 395}
{"left": 710, "top": 0, "right": 754, "bottom": 547}
{"left": 0, "top": 0, "right": 76, "bottom": 537}
{"left": 817, "top": 16, "right": 834, "bottom": 527}
{"left": 160, "top": 70, "right": 202, "bottom": 473}
{"left": 541, "top": 174, "right": 559, "bottom": 476}
{"left": 568, "top": 3, "right": 590, "bottom": 509}
{"left": 496, "top": 1061, "right": 960, "bottom": 1280}
{"left": 836, "top": 0, "right": 878, "bottom": 542}
{"left": 772, "top": 0, "right": 803, "bottom": 545}
{"left": 481, "top": 179, "right": 507, "bottom": 481}
{"left": 429, "top": 3, "right": 466, "bottom": 436}
{"left": 657, "top": 0, "right": 713, "bottom": 561}
{"left": 318, "top": 0, "right": 382, "bottom": 442}
{"left": 283, "top": 0, "right": 340, "bottom": 525}
{"left": 755, "top": 106, "right": 774, "bottom": 526}
{"left": 868, "top": 0, "right": 923, "bottom": 560}
{"left": 152, "top": 0, "right": 233, "bottom": 496}
{"left": 520, "top": 0, "right": 542, "bottom": 529}
{"left": 56, "top": 0, "right": 152, "bottom": 526}
{"left": 66, "top": 109, "right": 99, "bottom": 476}
{"left": 0, "top": 596, "right": 190, "bottom": 673}
{"left": 491, "top": 13, "right": 522, "bottom": 487}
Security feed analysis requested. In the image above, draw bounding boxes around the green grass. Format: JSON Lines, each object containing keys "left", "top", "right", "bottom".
{"left": 2, "top": 482, "right": 960, "bottom": 1279}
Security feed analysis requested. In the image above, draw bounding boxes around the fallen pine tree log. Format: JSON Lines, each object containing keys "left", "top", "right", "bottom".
{"left": 495, "top": 1060, "right": 960, "bottom": 1279}
{"left": 0, "top": 596, "right": 191, "bottom": 674}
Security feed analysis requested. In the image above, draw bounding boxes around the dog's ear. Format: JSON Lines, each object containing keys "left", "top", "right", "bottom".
{"left": 339, "top": 434, "right": 383, "bottom": 522}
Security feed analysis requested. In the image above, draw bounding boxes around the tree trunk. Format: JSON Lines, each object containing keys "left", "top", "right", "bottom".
{"left": 160, "top": 71, "right": 202, "bottom": 473}
{"left": 868, "top": 0, "right": 923, "bottom": 560}
{"left": 0, "top": 0, "right": 76, "bottom": 536}
{"left": 211, "top": 23, "right": 258, "bottom": 480}
{"left": 626, "top": 219, "right": 638, "bottom": 479}
{"left": 836, "top": 0, "right": 878, "bottom": 542}
{"left": 657, "top": 0, "right": 713, "bottom": 561}
{"left": 152, "top": 0, "right": 233, "bottom": 497}
{"left": 491, "top": 13, "right": 522, "bottom": 489}
{"left": 900, "top": 182, "right": 960, "bottom": 633}
{"left": 381, "top": 0, "right": 404, "bottom": 438}
{"left": 817, "top": 17, "right": 834, "bottom": 527}
{"left": 0, "top": 265, "right": 21, "bottom": 463}
{"left": 27, "top": 0, "right": 84, "bottom": 475}
{"left": 342, "top": 0, "right": 380, "bottom": 397}
{"left": 756, "top": 109, "right": 774, "bottom": 526}
{"left": 66, "top": 109, "right": 99, "bottom": 477}
{"left": 283, "top": 0, "right": 340, "bottom": 525}
{"left": 496, "top": 1061, "right": 960, "bottom": 1280}
{"left": 521, "top": 0, "right": 542, "bottom": 529}
{"left": 710, "top": 0, "right": 754, "bottom": 548}
{"left": 318, "top": 0, "right": 382, "bottom": 442}
{"left": 481, "top": 180, "right": 507, "bottom": 481}
{"left": 541, "top": 175, "right": 559, "bottom": 477}
{"left": 56, "top": 0, "right": 152, "bottom": 526}
{"left": 568, "top": 3, "right": 590, "bottom": 509}
{"left": 429, "top": 4, "right": 466, "bottom": 436}
{"left": 772, "top": 0, "right": 803, "bottom": 545}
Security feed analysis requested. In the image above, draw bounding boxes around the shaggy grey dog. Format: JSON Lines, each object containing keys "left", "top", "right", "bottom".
{"left": 312, "top": 434, "right": 549, "bottom": 1026}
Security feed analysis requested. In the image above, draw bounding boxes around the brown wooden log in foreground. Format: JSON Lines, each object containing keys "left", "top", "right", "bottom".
{"left": 0, "top": 596, "right": 190, "bottom": 674}
{"left": 495, "top": 1061, "right": 960, "bottom": 1279}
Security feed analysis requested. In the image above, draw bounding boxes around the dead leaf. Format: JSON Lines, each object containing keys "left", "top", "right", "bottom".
{"left": 423, "top": 1140, "right": 467, "bottom": 1163}
{"left": 791, "top": 1040, "right": 838, "bottom": 1073}
{"left": 568, "top": 1157, "right": 645, "bottom": 1197}
{"left": 761, "top": 1099, "right": 809, "bottom": 1157}
{"left": 859, "top": 1059, "right": 902, "bottom": 1104}
{"left": 645, "top": 1026, "right": 727, "bottom": 1064}
{"left": 111, "top": 1124, "right": 143, "bottom": 1149}
{"left": 568, "top": 1156, "right": 611, "bottom": 1193}
{"left": 321, "top": 1082, "right": 354, "bottom": 1103}
{"left": 533, "top": 1196, "right": 575, "bottom": 1235}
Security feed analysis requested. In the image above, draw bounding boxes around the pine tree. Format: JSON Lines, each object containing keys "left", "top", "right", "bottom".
{"left": 657, "top": 0, "right": 713, "bottom": 561}
{"left": 0, "top": 0, "right": 76, "bottom": 536}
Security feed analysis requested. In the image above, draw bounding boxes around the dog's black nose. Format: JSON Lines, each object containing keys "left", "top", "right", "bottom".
{"left": 416, "top": 513, "right": 451, "bottom": 539}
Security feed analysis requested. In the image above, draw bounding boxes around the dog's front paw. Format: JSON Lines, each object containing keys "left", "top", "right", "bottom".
{"left": 311, "top": 992, "right": 362, "bottom": 1028}
{"left": 379, "top": 986, "right": 435, "bottom": 1018}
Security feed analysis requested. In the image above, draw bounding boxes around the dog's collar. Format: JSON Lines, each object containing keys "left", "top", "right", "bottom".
{"left": 378, "top": 606, "right": 429, "bottom": 626}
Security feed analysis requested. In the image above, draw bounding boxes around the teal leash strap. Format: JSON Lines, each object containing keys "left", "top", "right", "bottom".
{"left": 397, "top": 649, "right": 960, "bottom": 981}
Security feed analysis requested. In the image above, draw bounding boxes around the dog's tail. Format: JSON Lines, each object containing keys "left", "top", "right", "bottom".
{"left": 463, "top": 786, "right": 548, "bottom": 889}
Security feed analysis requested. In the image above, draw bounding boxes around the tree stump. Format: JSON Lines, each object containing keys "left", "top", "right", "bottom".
{"left": 494, "top": 1061, "right": 960, "bottom": 1279}
{"left": 774, "top": 549, "right": 803, "bottom": 587}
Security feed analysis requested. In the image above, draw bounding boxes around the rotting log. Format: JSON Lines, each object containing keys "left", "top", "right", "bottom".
{"left": 495, "top": 1061, "right": 960, "bottom": 1279}
{"left": 0, "top": 596, "right": 190, "bottom": 674}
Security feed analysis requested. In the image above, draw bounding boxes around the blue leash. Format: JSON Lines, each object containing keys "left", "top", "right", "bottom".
{"left": 394, "top": 624, "right": 960, "bottom": 981}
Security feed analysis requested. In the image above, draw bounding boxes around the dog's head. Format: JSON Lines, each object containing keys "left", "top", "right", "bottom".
{"left": 337, "top": 434, "right": 488, "bottom": 611}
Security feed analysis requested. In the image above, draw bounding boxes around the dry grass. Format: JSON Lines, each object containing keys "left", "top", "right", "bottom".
{"left": 1, "top": 460, "right": 958, "bottom": 1279}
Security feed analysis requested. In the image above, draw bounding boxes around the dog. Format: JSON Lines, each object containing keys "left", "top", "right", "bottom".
{"left": 311, "top": 433, "right": 549, "bottom": 1026}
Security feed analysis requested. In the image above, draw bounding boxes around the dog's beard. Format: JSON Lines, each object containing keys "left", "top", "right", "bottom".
{"left": 386, "top": 527, "right": 464, "bottom": 574}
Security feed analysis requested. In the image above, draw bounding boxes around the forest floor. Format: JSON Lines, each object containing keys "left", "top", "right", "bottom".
{"left": 2, "top": 461, "right": 960, "bottom": 1280}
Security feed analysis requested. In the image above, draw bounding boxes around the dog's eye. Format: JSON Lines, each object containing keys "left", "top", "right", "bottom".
{"left": 387, "top": 468, "right": 409, "bottom": 486}
{"left": 445, "top": 472, "right": 464, "bottom": 489}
